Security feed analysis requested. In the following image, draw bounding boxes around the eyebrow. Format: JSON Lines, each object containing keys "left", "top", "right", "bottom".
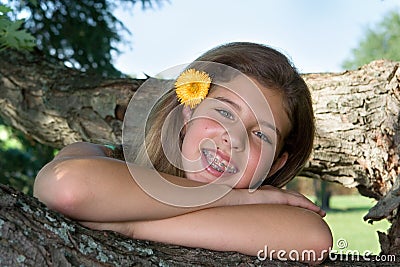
{"left": 214, "top": 96, "right": 242, "bottom": 111}
{"left": 213, "top": 96, "right": 282, "bottom": 139}
{"left": 261, "top": 121, "right": 282, "bottom": 140}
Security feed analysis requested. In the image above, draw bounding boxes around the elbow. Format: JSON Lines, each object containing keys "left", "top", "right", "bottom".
{"left": 316, "top": 223, "right": 333, "bottom": 264}
{"left": 301, "top": 210, "right": 333, "bottom": 264}
{"left": 258, "top": 207, "right": 333, "bottom": 264}
{"left": 34, "top": 159, "right": 89, "bottom": 218}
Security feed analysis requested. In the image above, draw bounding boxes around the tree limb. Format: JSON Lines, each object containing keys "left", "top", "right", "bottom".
{"left": 2, "top": 184, "right": 400, "bottom": 266}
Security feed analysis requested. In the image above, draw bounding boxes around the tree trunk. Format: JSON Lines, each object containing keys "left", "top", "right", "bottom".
{"left": 1, "top": 49, "right": 400, "bottom": 259}
{"left": 301, "top": 62, "right": 400, "bottom": 254}
{"left": 2, "top": 184, "right": 399, "bottom": 266}
{"left": 303, "top": 61, "right": 400, "bottom": 199}
{"left": 0, "top": 184, "right": 297, "bottom": 266}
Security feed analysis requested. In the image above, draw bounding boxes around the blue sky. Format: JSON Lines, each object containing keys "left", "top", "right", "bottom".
{"left": 114, "top": 0, "right": 400, "bottom": 78}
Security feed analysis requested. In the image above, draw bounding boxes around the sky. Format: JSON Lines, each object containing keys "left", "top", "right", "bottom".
{"left": 113, "top": 0, "right": 400, "bottom": 78}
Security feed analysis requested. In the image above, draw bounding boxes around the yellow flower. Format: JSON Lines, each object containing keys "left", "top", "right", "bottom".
{"left": 175, "top": 68, "right": 212, "bottom": 108}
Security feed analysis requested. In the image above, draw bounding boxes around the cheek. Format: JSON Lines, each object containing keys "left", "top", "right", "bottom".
{"left": 246, "top": 143, "right": 273, "bottom": 177}
{"left": 181, "top": 133, "right": 197, "bottom": 160}
{"left": 186, "top": 119, "right": 221, "bottom": 139}
{"left": 182, "top": 119, "right": 221, "bottom": 156}
{"left": 247, "top": 145, "right": 262, "bottom": 171}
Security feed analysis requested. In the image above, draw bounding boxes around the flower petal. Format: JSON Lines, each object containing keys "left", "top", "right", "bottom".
{"left": 175, "top": 69, "right": 212, "bottom": 108}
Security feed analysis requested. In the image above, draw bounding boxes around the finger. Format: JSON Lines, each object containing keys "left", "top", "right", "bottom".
{"left": 308, "top": 204, "right": 326, "bottom": 217}
{"left": 320, "top": 209, "right": 326, "bottom": 217}
{"left": 288, "top": 196, "right": 326, "bottom": 217}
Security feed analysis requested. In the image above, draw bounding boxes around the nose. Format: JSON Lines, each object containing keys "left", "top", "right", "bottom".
{"left": 220, "top": 126, "right": 246, "bottom": 152}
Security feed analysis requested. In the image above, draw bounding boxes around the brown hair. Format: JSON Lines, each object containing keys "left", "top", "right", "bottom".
{"left": 135, "top": 42, "right": 315, "bottom": 188}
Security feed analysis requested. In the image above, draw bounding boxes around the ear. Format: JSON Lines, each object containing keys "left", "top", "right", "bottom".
{"left": 182, "top": 105, "right": 193, "bottom": 124}
{"left": 267, "top": 152, "right": 289, "bottom": 177}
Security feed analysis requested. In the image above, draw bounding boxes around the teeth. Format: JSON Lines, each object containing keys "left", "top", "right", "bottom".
{"left": 202, "top": 149, "right": 238, "bottom": 174}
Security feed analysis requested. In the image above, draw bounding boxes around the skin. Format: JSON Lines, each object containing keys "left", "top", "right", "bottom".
{"left": 181, "top": 76, "right": 290, "bottom": 189}
{"left": 33, "top": 76, "right": 332, "bottom": 264}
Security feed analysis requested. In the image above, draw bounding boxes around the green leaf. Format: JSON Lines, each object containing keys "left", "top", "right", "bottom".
{"left": 7, "top": 19, "right": 23, "bottom": 32}
{"left": 0, "top": 4, "right": 13, "bottom": 15}
{"left": 0, "top": 18, "right": 35, "bottom": 51}
{"left": 28, "top": 0, "right": 38, "bottom": 7}
{"left": 0, "top": 4, "right": 36, "bottom": 51}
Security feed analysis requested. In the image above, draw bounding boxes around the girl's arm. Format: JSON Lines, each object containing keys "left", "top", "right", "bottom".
{"left": 35, "top": 142, "right": 332, "bottom": 263}
{"left": 34, "top": 142, "right": 324, "bottom": 222}
{"left": 83, "top": 204, "right": 332, "bottom": 264}
{"left": 34, "top": 153, "right": 229, "bottom": 222}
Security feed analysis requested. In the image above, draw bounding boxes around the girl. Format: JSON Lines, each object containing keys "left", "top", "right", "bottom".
{"left": 34, "top": 42, "right": 332, "bottom": 263}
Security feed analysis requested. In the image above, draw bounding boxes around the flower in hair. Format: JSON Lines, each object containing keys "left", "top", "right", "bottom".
{"left": 175, "top": 68, "right": 212, "bottom": 108}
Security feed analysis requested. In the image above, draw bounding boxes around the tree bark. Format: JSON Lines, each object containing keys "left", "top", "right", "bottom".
{"left": 301, "top": 62, "right": 400, "bottom": 254}
{"left": 0, "top": 184, "right": 297, "bottom": 266}
{"left": 2, "top": 184, "right": 399, "bottom": 266}
{"left": 0, "top": 49, "right": 145, "bottom": 148}
{"left": 303, "top": 61, "right": 400, "bottom": 199}
{"left": 1, "top": 49, "right": 400, "bottom": 259}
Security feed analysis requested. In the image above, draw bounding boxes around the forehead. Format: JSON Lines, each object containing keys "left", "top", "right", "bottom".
{"left": 207, "top": 75, "right": 276, "bottom": 116}
{"left": 209, "top": 75, "right": 268, "bottom": 109}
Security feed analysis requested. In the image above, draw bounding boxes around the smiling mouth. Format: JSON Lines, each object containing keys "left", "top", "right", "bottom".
{"left": 201, "top": 149, "right": 238, "bottom": 174}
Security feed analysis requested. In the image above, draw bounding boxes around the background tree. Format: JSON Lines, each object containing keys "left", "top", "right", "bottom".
{"left": 0, "top": 117, "right": 55, "bottom": 195}
{"left": 342, "top": 9, "right": 400, "bottom": 70}
{"left": 8, "top": 0, "right": 161, "bottom": 77}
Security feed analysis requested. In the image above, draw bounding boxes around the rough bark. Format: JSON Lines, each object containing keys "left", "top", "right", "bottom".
{"left": 0, "top": 49, "right": 146, "bottom": 148}
{"left": 303, "top": 61, "right": 400, "bottom": 199}
{"left": 0, "top": 184, "right": 296, "bottom": 266}
{"left": 1, "top": 49, "right": 400, "bottom": 259}
{"left": 300, "top": 62, "right": 400, "bottom": 254}
{"left": 2, "top": 184, "right": 399, "bottom": 266}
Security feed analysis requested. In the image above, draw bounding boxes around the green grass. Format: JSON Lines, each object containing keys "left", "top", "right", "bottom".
{"left": 321, "top": 195, "right": 390, "bottom": 255}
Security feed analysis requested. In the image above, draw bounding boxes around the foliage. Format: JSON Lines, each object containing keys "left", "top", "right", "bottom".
{"left": 343, "top": 10, "right": 400, "bottom": 70}
{"left": 8, "top": 0, "right": 160, "bottom": 77}
{"left": 0, "top": 2, "right": 36, "bottom": 51}
{"left": 0, "top": 2, "right": 45, "bottom": 194}
{"left": 0, "top": 118, "right": 56, "bottom": 195}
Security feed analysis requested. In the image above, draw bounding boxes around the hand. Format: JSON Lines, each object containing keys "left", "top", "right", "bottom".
{"left": 231, "top": 185, "right": 326, "bottom": 217}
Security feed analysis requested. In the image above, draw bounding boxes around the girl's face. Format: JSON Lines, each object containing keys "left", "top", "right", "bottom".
{"left": 181, "top": 75, "right": 291, "bottom": 188}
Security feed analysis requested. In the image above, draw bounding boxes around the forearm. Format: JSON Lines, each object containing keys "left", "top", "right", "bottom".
{"left": 128, "top": 204, "right": 332, "bottom": 263}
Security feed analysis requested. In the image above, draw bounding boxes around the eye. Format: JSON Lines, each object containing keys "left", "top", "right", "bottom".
{"left": 216, "top": 109, "right": 234, "bottom": 120}
{"left": 253, "top": 131, "right": 272, "bottom": 144}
